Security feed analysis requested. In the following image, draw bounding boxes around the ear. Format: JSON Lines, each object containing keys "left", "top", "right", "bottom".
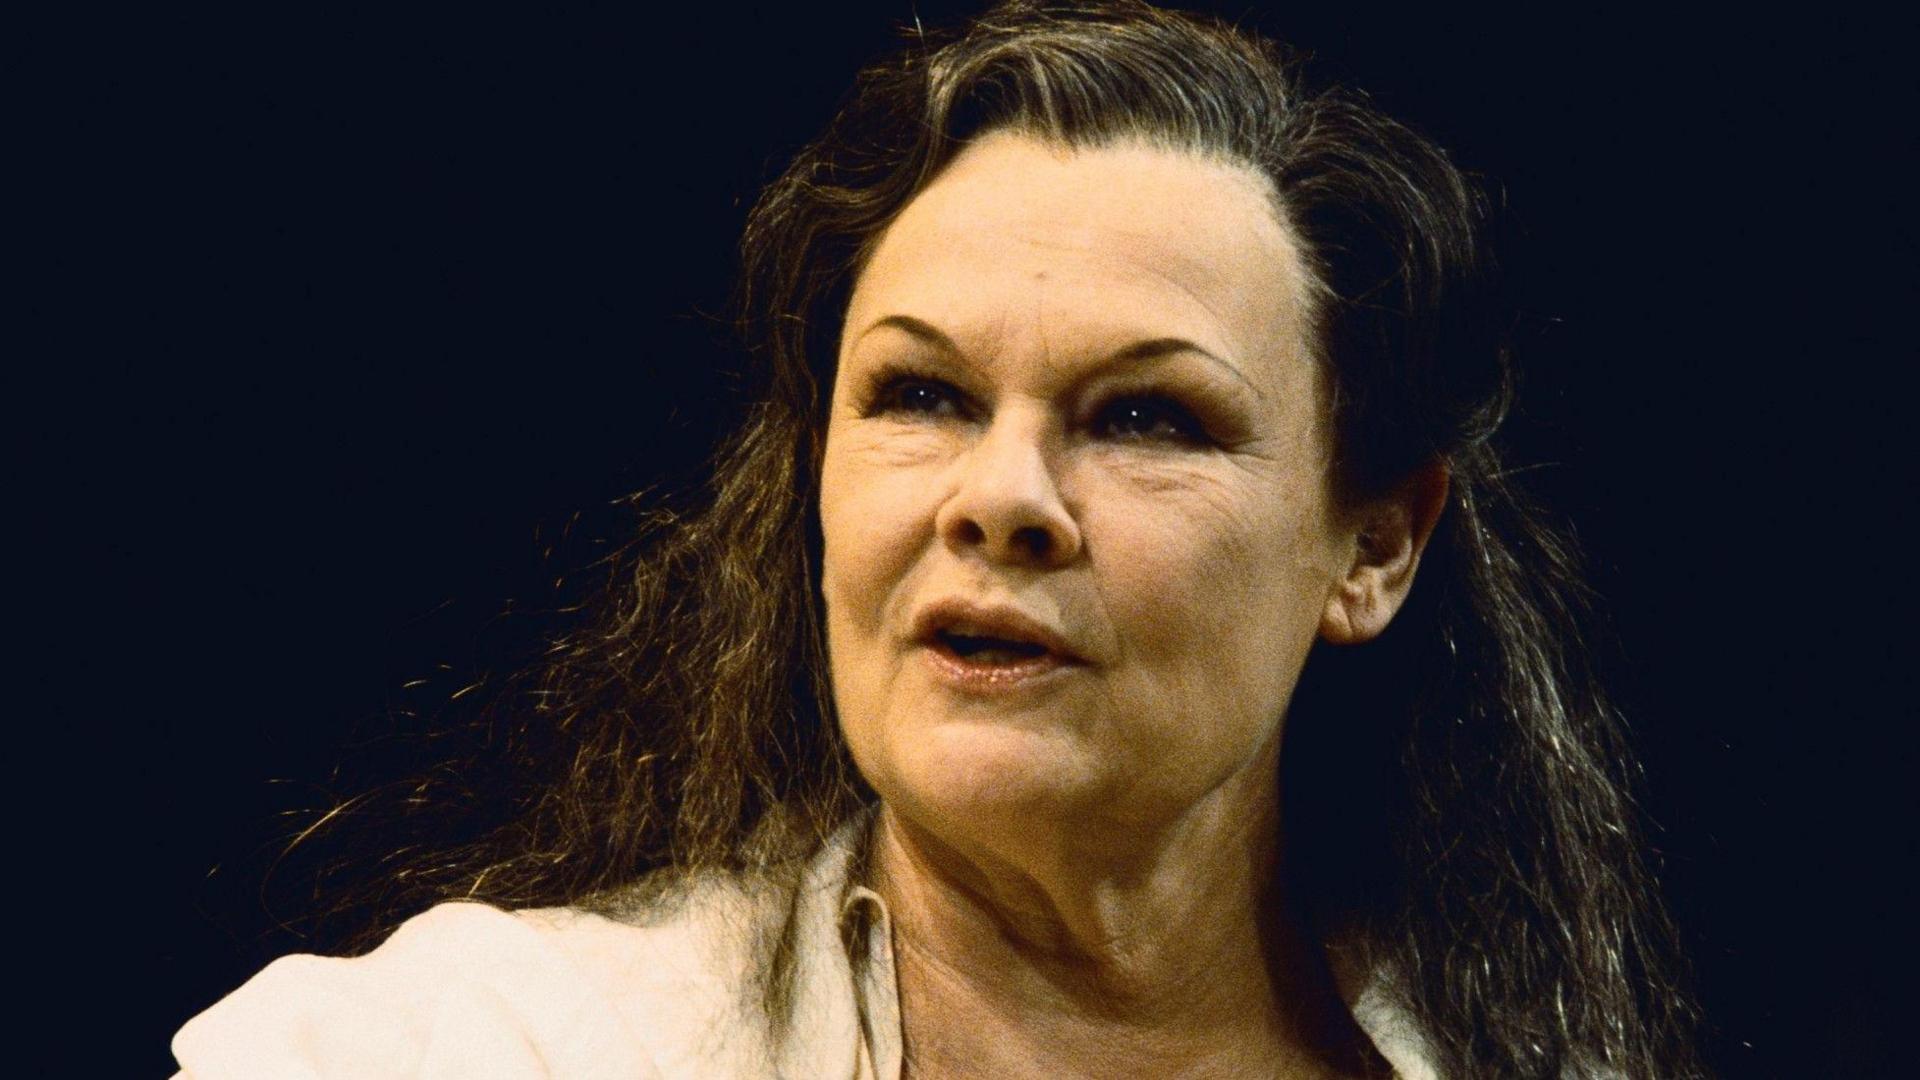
{"left": 1320, "top": 459, "right": 1451, "bottom": 646}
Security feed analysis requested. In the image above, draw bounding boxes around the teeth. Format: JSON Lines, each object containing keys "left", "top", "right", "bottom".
{"left": 970, "top": 646, "right": 1039, "bottom": 663}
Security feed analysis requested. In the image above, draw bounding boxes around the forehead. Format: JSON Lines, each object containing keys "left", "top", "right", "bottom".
{"left": 842, "top": 132, "right": 1314, "bottom": 381}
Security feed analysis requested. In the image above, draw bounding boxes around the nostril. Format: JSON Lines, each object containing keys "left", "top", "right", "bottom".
{"left": 1012, "top": 525, "right": 1053, "bottom": 558}
{"left": 953, "top": 520, "right": 985, "bottom": 546}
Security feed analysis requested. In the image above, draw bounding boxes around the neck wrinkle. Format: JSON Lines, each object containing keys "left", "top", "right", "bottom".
{"left": 872, "top": 792, "right": 1392, "bottom": 1076}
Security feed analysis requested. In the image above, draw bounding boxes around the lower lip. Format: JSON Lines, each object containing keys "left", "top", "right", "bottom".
{"left": 919, "top": 643, "right": 1078, "bottom": 692}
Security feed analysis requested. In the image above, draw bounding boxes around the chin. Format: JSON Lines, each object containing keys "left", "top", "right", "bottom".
{"left": 870, "top": 720, "right": 1152, "bottom": 849}
{"left": 886, "top": 716, "right": 1084, "bottom": 794}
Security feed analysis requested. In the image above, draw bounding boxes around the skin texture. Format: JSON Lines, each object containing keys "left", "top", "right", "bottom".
{"left": 818, "top": 132, "right": 1443, "bottom": 1078}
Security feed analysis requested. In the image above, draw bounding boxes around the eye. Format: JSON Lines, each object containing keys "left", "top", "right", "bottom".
{"left": 866, "top": 373, "right": 972, "bottom": 422}
{"left": 1092, "top": 395, "right": 1210, "bottom": 446}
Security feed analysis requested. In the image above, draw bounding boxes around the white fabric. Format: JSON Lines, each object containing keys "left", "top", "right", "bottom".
{"left": 173, "top": 815, "right": 1433, "bottom": 1078}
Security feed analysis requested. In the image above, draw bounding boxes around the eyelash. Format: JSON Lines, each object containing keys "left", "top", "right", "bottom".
{"left": 862, "top": 367, "right": 1214, "bottom": 447}
{"left": 866, "top": 372, "right": 975, "bottom": 422}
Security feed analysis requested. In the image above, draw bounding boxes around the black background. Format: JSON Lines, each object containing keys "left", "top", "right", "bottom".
{"left": 22, "top": 3, "right": 1913, "bottom": 1076}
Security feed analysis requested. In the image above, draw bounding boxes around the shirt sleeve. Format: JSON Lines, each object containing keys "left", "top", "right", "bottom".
{"left": 172, "top": 902, "right": 661, "bottom": 1080}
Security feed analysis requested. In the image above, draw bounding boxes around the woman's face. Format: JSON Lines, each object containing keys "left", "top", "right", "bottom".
{"left": 820, "top": 132, "right": 1355, "bottom": 849}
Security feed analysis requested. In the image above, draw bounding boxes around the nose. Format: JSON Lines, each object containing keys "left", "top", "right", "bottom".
{"left": 935, "top": 411, "right": 1082, "bottom": 568}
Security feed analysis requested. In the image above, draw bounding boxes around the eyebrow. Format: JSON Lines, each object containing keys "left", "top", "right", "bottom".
{"left": 852, "top": 314, "right": 1261, "bottom": 396}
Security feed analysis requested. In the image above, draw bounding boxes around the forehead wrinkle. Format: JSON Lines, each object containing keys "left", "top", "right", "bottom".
{"left": 1028, "top": 272, "right": 1065, "bottom": 386}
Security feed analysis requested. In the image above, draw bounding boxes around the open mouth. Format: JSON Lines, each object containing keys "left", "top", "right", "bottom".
{"left": 934, "top": 628, "right": 1052, "bottom": 665}
{"left": 911, "top": 602, "right": 1081, "bottom": 689}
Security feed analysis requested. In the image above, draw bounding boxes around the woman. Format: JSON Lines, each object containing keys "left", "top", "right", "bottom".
{"left": 175, "top": 2, "right": 1700, "bottom": 1076}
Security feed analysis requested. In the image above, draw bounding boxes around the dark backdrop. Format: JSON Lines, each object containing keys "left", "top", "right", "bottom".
{"left": 23, "top": 4, "right": 1911, "bottom": 1076}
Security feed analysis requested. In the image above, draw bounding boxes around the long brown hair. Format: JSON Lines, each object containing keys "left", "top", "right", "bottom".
{"left": 302, "top": 3, "right": 1701, "bottom": 1075}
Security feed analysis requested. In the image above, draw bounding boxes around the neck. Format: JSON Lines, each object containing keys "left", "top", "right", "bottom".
{"left": 872, "top": 778, "right": 1382, "bottom": 1078}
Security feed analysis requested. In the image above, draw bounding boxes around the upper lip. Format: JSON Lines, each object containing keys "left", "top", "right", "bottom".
{"left": 910, "top": 598, "right": 1086, "bottom": 663}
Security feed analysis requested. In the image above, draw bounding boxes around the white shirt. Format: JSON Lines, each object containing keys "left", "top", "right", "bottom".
{"left": 173, "top": 813, "right": 1436, "bottom": 1078}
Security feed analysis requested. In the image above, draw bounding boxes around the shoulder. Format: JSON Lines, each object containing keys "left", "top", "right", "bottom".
{"left": 174, "top": 819, "right": 876, "bottom": 1078}
{"left": 172, "top": 902, "right": 669, "bottom": 1079}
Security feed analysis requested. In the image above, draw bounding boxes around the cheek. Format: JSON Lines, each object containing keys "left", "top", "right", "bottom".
{"left": 819, "top": 424, "right": 946, "bottom": 637}
{"left": 1084, "top": 463, "right": 1337, "bottom": 702}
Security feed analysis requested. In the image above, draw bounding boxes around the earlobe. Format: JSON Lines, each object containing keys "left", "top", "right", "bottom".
{"left": 1319, "top": 577, "right": 1378, "bottom": 646}
{"left": 1319, "top": 460, "right": 1451, "bottom": 646}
